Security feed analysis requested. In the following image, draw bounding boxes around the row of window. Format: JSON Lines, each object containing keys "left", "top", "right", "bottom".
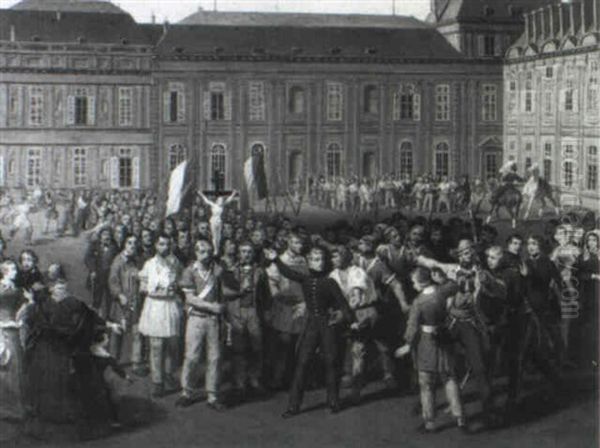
{"left": 167, "top": 141, "right": 451, "bottom": 188}
{"left": 163, "top": 82, "right": 499, "bottom": 124}
{"left": 0, "top": 147, "right": 140, "bottom": 189}
{"left": 8, "top": 86, "right": 138, "bottom": 127}
{"left": 508, "top": 142, "right": 598, "bottom": 191}
{"left": 507, "top": 62, "right": 599, "bottom": 115}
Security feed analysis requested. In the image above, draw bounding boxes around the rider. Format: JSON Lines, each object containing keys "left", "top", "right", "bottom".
{"left": 490, "top": 160, "right": 524, "bottom": 205}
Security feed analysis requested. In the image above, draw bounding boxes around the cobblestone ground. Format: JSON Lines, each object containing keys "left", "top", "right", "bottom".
{"left": 0, "top": 204, "right": 597, "bottom": 448}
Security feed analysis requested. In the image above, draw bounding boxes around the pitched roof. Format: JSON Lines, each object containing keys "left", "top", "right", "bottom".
{"left": 10, "top": 0, "right": 127, "bottom": 15}
{"left": 156, "top": 24, "right": 465, "bottom": 61}
{"left": 0, "top": 9, "right": 153, "bottom": 45}
{"left": 179, "top": 9, "right": 427, "bottom": 28}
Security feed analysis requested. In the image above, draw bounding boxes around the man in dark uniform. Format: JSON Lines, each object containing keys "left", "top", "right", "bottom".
{"left": 265, "top": 246, "right": 355, "bottom": 418}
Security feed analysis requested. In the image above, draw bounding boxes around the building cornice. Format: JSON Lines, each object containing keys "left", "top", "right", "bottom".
{"left": 153, "top": 53, "right": 503, "bottom": 66}
{"left": 0, "top": 67, "right": 152, "bottom": 75}
{"left": 505, "top": 44, "right": 599, "bottom": 64}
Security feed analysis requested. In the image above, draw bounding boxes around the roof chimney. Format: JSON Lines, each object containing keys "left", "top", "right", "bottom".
{"left": 580, "top": 0, "right": 586, "bottom": 33}
{"left": 524, "top": 13, "right": 530, "bottom": 42}
{"left": 151, "top": 12, "right": 156, "bottom": 24}
{"left": 532, "top": 10, "right": 537, "bottom": 40}
{"left": 9, "top": 25, "right": 15, "bottom": 42}
{"left": 56, "top": 11, "right": 62, "bottom": 21}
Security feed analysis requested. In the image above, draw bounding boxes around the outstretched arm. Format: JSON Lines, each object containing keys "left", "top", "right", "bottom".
{"left": 199, "top": 191, "right": 217, "bottom": 208}
{"left": 224, "top": 190, "right": 238, "bottom": 205}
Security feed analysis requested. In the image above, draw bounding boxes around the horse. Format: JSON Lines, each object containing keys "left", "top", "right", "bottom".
{"left": 486, "top": 184, "right": 522, "bottom": 229}
{"left": 522, "top": 171, "right": 560, "bottom": 220}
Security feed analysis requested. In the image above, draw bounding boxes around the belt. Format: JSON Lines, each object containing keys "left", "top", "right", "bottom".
{"left": 421, "top": 325, "right": 439, "bottom": 334}
{"left": 188, "top": 309, "right": 218, "bottom": 319}
{"left": 147, "top": 294, "right": 176, "bottom": 301}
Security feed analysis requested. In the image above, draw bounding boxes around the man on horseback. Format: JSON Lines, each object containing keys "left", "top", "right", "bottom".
{"left": 487, "top": 160, "right": 524, "bottom": 228}
{"left": 491, "top": 160, "right": 524, "bottom": 205}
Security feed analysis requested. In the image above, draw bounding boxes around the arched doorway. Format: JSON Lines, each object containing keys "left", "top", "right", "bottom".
{"left": 288, "top": 151, "right": 303, "bottom": 187}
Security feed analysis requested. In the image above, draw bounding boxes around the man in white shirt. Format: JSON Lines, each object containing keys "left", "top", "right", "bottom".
{"left": 138, "top": 234, "right": 183, "bottom": 398}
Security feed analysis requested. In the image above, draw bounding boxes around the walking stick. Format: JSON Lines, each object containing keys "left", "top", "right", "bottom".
{"left": 460, "top": 367, "right": 472, "bottom": 390}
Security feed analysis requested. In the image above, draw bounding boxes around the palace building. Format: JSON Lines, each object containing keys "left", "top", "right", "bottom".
{"left": 504, "top": 0, "right": 599, "bottom": 208}
{"left": 0, "top": 0, "right": 597, "bottom": 207}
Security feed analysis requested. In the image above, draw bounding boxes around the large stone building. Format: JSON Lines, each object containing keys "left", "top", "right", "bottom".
{"left": 1, "top": 0, "right": 595, "bottom": 207}
{"left": 504, "top": 0, "right": 599, "bottom": 208}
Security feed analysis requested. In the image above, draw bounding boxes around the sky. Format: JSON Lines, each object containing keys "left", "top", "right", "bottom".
{"left": 0, "top": 0, "right": 431, "bottom": 23}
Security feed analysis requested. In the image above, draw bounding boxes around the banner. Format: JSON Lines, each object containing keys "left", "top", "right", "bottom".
{"left": 165, "top": 160, "right": 188, "bottom": 217}
{"left": 244, "top": 150, "right": 268, "bottom": 200}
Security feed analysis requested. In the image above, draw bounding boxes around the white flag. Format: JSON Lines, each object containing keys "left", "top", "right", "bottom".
{"left": 165, "top": 160, "right": 188, "bottom": 217}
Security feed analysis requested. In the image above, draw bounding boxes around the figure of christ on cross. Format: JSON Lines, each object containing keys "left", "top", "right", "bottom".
{"left": 198, "top": 188, "right": 238, "bottom": 255}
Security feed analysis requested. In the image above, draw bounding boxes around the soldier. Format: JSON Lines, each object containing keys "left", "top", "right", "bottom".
{"left": 264, "top": 246, "right": 354, "bottom": 418}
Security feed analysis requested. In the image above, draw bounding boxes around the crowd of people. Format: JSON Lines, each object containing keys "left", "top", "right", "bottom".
{"left": 0, "top": 186, "right": 598, "bottom": 440}
{"left": 306, "top": 173, "right": 481, "bottom": 215}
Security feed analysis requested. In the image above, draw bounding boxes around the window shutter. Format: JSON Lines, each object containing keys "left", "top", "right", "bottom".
{"left": 224, "top": 88, "right": 232, "bottom": 121}
{"left": 0, "top": 155, "right": 4, "bottom": 186}
{"left": 559, "top": 88, "right": 566, "bottom": 111}
{"left": 87, "top": 95, "right": 96, "bottom": 125}
{"left": 392, "top": 91, "right": 399, "bottom": 121}
{"left": 203, "top": 91, "right": 211, "bottom": 120}
{"left": 66, "top": 95, "right": 75, "bottom": 125}
{"left": 177, "top": 89, "right": 185, "bottom": 123}
{"left": 110, "top": 156, "right": 119, "bottom": 188}
{"left": 572, "top": 87, "right": 579, "bottom": 113}
{"left": 133, "top": 156, "right": 140, "bottom": 189}
{"left": 163, "top": 90, "right": 170, "bottom": 123}
{"left": 0, "top": 84, "right": 7, "bottom": 127}
{"left": 478, "top": 35, "right": 485, "bottom": 56}
{"left": 413, "top": 93, "right": 421, "bottom": 121}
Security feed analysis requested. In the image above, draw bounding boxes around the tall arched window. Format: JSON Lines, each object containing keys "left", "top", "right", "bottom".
{"left": 399, "top": 141, "right": 413, "bottom": 180}
{"left": 363, "top": 85, "right": 379, "bottom": 114}
{"left": 288, "top": 86, "right": 305, "bottom": 114}
{"left": 326, "top": 143, "right": 342, "bottom": 178}
{"left": 168, "top": 144, "right": 186, "bottom": 171}
{"left": 434, "top": 142, "right": 450, "bottom": 178}
{"left": 210, "top": 144, "right": 227, "bottom": 191}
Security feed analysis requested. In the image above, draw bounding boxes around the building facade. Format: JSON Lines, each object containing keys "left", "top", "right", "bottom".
{"left": 2, "top": 0, "right": 595, "bottom": 208}
{"left": 0, "top": 3, "right": 157, "bottom": 190}
{"left": 504, "top": 0, "right": 599, "bottom": 207}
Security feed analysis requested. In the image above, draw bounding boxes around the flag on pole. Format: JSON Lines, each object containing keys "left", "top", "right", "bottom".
{"left": 165, "top": 160, "right": 190, "bottom": 217}
{"left": 244, "top": 149, "right": 268, "bottom": 200}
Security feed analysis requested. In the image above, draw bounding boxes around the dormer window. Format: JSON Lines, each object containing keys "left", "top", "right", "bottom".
{"left": 484, "top": 6, "right": 494, "bottom": 16}
{"left": 31, "top": 35, "right": 41, "bottom": 42}
{"left": 120, "top": 37, "right": 129, "bottom": 45}
{"left": 330, "top": 47, "right": 342, "bottom": 55}
{"left": 77, "top": 36, "right": 86, "bottom": 44}
{"left": 365, "top": 47, "right": 378, "bottom": 55}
